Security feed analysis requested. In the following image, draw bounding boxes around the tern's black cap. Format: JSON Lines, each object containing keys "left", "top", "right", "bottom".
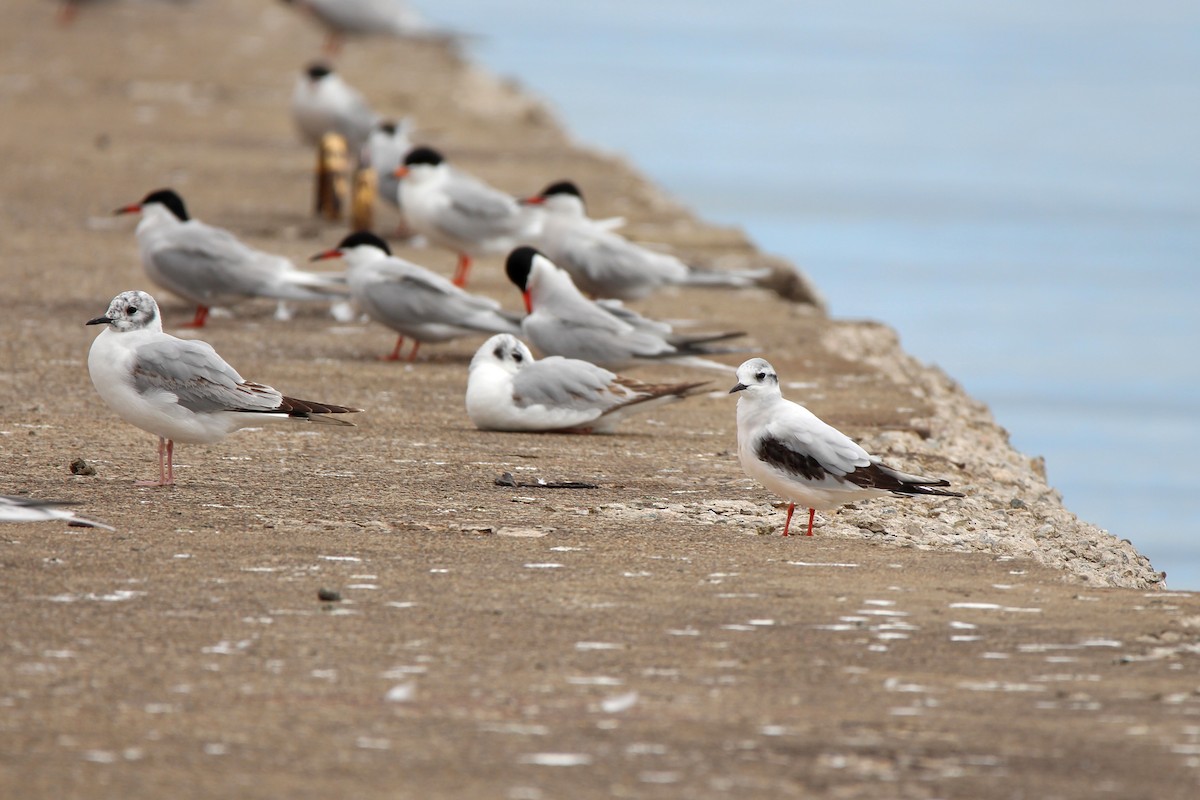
{"left": 305, "top": 62, "right": 333, "bottom": 80}
{"left": 505, "top": 246, "right": 542, "bottom": 291}
{"left": 141, "top": 189, "right": 189, "bottom": 221}
{"left": 539, "top": 180, "right": 584, "bottom": 202}
{"left": 336, "top": 231, "right": 391, "bottom": 255}
{"left": 402, "top": 146, "right": 445, "bottom": 167}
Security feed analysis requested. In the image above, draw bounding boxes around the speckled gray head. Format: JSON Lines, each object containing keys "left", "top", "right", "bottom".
{"left": 86, "top": 290, "right": 160, "bottom": 333}
{"left": 471, "top": 333, "right": 531, "bottom": 373}
{"left": 729, "top": 357, "right": 779, "bottom": 394}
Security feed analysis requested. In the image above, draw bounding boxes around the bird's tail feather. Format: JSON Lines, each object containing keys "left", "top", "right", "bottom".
{"left": 278, "top": 397, "right": 361, "bottom": 426}
{"left": 682, "top": 267, "right": 772, "bottom": 289}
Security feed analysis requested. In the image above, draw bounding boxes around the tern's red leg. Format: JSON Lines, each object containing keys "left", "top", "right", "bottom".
{"left": 782, "top": 502, "right": 795, "bottom": 536}
{"left": 452, "top": 254, "right": 472, "bottom": 287}
{"left": 806, "top": 507, "right": 816, "bottom": 537}
{"left": 381, "top": 335, "right": 406, "bottom": 361}
{"left": 181, "top": 305, "right": 210, "bottom": 329}
{"left": 406, "top": 341, "right": 422, "bottom": 363}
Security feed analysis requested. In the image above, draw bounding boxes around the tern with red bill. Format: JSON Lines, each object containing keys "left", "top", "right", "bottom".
{"left": 504, "top": 247, "right": 743, "bottom": 371}
{"left": 467, "top": 334, "right": 707, "bottom": 433}
{"left": 86, "top": 291, "right": 359, "bottom": 486}
{"left": 730, "top": 358, "right": 962, "bottom": 536}
{"left": 114, "top": 189, "right": 347, "bottom": 328}
{"left": 523, "top": 180, "right": 769, "bottom": 301}
{"left": 311, "top": 232, "right": 521, "bottom": 362}
{"left": 393, "top": 146, "right": 542, "bottom": 287}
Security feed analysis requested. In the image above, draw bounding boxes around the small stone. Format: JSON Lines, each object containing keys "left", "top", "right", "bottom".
{"left": 69, "top": 458, "right": 97, "bottom": 476}
{"left": 1009, "top": 497, "right": 1026, "bottom": 509}
{"left": 317, "top": 588, "right": 342, "bottom": 603}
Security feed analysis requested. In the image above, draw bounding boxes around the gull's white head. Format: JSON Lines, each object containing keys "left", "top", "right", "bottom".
{"left": 729, "top": 357, "right": 780, "bottom": 398}
{"left": 86, "top": 290, "right": 162, "bottom": 334}
{"left": 471, "top": 333, "right": 533, "bottom": 375}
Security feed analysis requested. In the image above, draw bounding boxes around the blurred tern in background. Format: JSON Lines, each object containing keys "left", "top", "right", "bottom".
{"left": 311, "top": 232, "right": 522, "bottom": 362}
{"left": 504, "top": 247, "right": 744, "bottom": 371}
{"left": 291, "top": 63, "right": 379, "bottom": 158}
{"left": 467, "top": 334, "right": 707, "bottom": 433}
{"left": 280, "top": 0, "right": 432, "bottom": 54}
{"left": 86, "top": 291, "right": 360, "bottom": 486}
{"left": 395, "top": 146, "right": 542, "bottom": 287}
{"left": 367, "top": 118, "right": 414, "bottom": 215}
{"left": 730, "top": 358, "right": 962, "bottom": 536}
{"left": 114, "top": 189, "right": 348, "bottom": 328}
{"left": 523, "top": 180, "right": 769, "bottom": 301}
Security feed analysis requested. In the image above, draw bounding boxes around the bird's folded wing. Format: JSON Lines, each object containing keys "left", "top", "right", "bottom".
{"left": 761, "top": 411, "right": 872, "bottom": 481}
{"left": 131, "top": 339, "right": 283, "bottom": 414}
{"left": 512, "top": 358, "right": 617, "bottom": 410}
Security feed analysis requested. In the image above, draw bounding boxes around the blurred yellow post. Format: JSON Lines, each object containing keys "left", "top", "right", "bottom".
{"left": 315, "top": 132, "right": 349, "bottom": 220}
{"left": 350, "top": 166, "right": 377, "bottom": 233}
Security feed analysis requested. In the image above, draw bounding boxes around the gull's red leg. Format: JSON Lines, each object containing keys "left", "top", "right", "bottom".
{"left": 164, "top": 439, "right": 176, "bottom": 486}
{"left": 782, "top": 502, "right": 795, "bottom": 536}
{"left": 137, "top": 437, "right": 170, "bottom": 487}
{"left": 806, "top": 507, "right": 816, "bottom": 536}
{"left": 406, "top": 341, "right": 422, "bottom": 363}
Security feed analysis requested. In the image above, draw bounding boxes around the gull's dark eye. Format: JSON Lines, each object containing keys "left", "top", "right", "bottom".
{"left": 126, "top": 306, "right": 138, "bottom": 315}
{"left": 493, "top": 346, "right": 504, "bottom": 359}
{"left": 755, "top": 372, "right": 766, "bottom": 382}
{"left": 511, "top": 350, "right": 524, "bottom": 363}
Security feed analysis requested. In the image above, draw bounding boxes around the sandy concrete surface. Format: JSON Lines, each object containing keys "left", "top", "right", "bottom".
{"left": 1, "top": 2, "right": 1197, "bottom": 798}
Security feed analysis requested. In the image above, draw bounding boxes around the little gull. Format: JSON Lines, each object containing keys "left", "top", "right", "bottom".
{"left": 87, "top": 291, "right": 360, "bottom": 486}
{"left": 467, "top": 334, "right": 707, "bottom": 433}
{"left": 730, "top": 358, "right": 962, "bottom": 536}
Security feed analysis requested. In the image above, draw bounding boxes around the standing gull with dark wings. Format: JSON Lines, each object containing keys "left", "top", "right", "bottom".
{"left": 730, "top": 358, "right": 962, "bottom": 536}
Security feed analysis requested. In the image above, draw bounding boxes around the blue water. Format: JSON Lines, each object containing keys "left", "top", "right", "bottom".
{"left": 425, "top": 1, "right": 1200, "bottom": 587}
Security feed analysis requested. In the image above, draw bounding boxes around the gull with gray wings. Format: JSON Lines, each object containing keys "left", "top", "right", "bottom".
{"left": 86, "top": 291, "right": 359, "bottom": 486}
